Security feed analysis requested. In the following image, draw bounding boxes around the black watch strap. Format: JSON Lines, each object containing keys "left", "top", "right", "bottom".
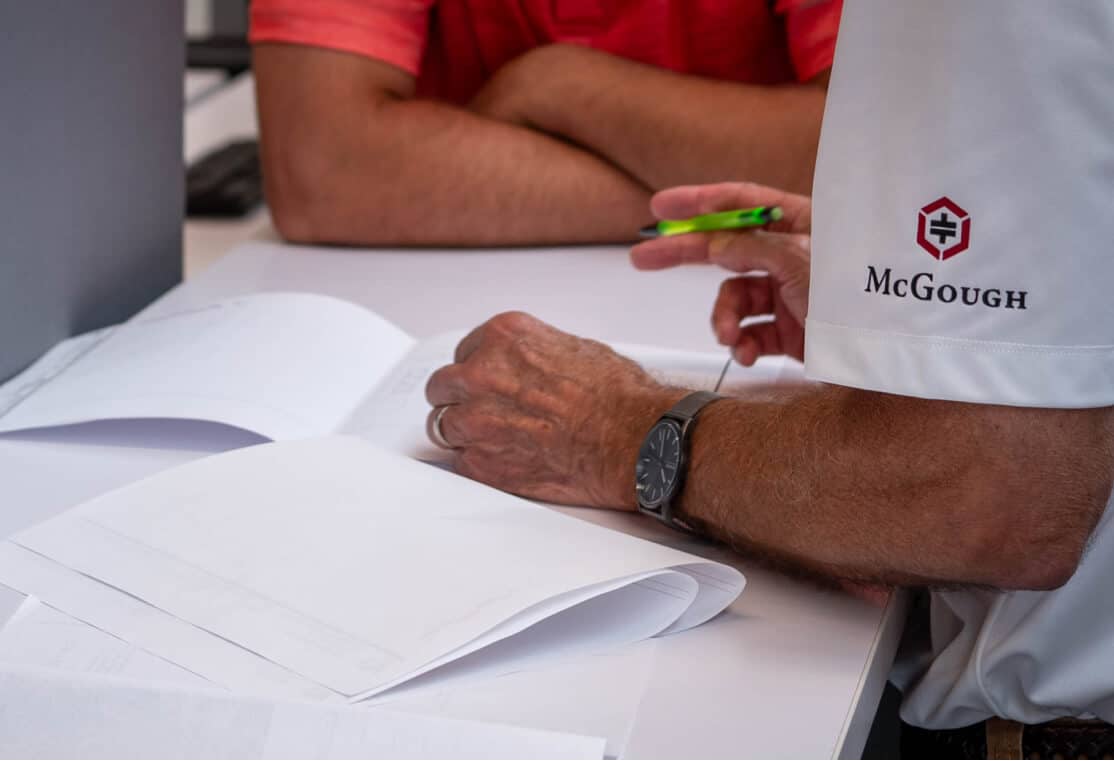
{"left": 665, "top": 390, "right": 723, "bottom": 423}
{"left": 637, "top": 390, "right": 724, "bottom": 533}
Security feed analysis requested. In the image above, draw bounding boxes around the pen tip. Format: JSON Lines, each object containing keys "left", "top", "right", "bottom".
{"left": 639, "top": 224, "right": 660, "bottom": 239}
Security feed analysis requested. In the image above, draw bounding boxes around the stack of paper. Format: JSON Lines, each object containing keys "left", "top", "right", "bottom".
{"left": 0, "top": 290, "right": 775, "bottom": 756}
{"left": 0, "top": 436, "right": 744, "bottom": 704}
{"left": 0, "top": 666, "right": 606, "bottom": 759}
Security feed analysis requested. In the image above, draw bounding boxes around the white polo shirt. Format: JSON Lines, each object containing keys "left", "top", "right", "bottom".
{"left": 804, "top": 1, "right": 1114, "bottom": 727}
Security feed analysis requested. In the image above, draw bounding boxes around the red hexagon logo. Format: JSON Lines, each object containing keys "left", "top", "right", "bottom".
{"left": 916, "top": 197, "right": 971, "bottom": 261}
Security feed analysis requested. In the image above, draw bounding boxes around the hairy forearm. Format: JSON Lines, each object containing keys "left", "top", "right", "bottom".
{"left": 556, "top": 69, "right": 825, "bottom": 193}
{"left": 254, "top": 45, "right": 652, "bottom": 247}
{"left": 667, "top": 385, "right": 1111, "bottom": 589}
{"left": 484, "top": 46, "right": 826, "bottom": 194}
{"left": 267, "top": 97, "right": 652, "bottom": 247}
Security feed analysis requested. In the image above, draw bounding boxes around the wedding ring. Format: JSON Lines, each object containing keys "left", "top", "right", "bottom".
{"left": 430, "top": 405, "right": 454, "bottom": 449}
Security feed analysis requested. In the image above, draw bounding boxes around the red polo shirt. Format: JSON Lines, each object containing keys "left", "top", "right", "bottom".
{"left": 250, "top": 0, "right": 842, "bottom": 104}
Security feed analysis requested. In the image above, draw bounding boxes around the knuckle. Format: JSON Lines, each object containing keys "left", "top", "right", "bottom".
{"left": 457, "top": 361, "right": 489, "bottom": 391}
{"left": 453, "top": 331, "right": 480, "bottom": 363}
{"left": 580, "top": 336, "right": 614, "bottom": 358}
{"left": 489, "top": 310, "right": 535, "bottom": 334}
{"left": 424, "top": 366, "right": 450, "bottom": 403}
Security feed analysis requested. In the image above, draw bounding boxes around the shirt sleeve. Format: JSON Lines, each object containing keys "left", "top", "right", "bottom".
{"left": 774, "top": 0, "right": 842, "bottom": 82}
{"left": 249, "top": 0, "right": 434, "bottom": 75}
{"left": 804, "top": 1, "right": 1114, "bottom": 409}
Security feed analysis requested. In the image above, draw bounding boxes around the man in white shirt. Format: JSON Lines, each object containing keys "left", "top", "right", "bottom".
{"left": 424, "top": 2, "right": 1114, "bottom": 755}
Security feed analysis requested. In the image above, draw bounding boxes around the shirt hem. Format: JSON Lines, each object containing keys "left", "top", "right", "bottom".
{"left": 249, "top": 7, "right": 425, "bottom": 75}
{"left": 803, "top": 319, "right": 1114, "bottom": 409}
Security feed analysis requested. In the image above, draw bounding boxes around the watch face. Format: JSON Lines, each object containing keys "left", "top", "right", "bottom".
{"left": 636, "top": 420, "right": 683, "bottom": 509}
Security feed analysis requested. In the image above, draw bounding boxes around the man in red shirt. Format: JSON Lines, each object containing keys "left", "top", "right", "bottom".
{"left": 250, "top": 0, "right": 842, "bottom": 246}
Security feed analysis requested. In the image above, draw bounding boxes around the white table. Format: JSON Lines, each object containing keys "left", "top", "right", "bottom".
{"left": 0, "top": 239, "right": 906, "bottom": 757}
{"left": 0, "top": 72, "right": 906, "bottom": 758}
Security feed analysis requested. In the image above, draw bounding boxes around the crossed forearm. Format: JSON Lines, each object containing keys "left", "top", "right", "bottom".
{"left": 256, "top": 44, "right": 654, "bottom": 246}
{"left": 474, "top": 46, "right": 826, "bottom": 194}
{"left": 669, "top": 385, "right": 1108, "bottom": 590}
{"left": 281, "top": 100, "right": 652, "bottom": 246}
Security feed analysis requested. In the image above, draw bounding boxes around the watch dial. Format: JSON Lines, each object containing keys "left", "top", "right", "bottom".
{"left": 636, "top": 420, "right": 683, "bottom": 508}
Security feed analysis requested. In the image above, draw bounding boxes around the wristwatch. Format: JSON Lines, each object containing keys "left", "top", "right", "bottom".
{"left": 635, "top": 390, "right": 724, "bottom": 533}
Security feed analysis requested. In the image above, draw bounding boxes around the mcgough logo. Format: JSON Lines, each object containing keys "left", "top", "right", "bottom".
{"left": 865, "top": 266, "right": 1028, "bottom": 310}
{"left": 917, "top": 197, "right": 970, "bottom": 260}
{"left": 863, "top": 197, "right": 1028, "bottom": 309}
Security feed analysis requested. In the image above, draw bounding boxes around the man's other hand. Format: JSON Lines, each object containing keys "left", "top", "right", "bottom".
{"left": 631, "top": 183, "right": 812, "bottom": 365}
{"left": 468, "top": 44, "right": 580, "bottom": 126}
{"left": 425, "top": 312, "right": 684, "bottom": 507}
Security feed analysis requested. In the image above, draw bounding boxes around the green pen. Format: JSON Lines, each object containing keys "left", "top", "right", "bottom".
{"left": 639, "top": 206, "right": 783, "bottom": 238}
{"left": 638, "top": 204, "right": 784, "bottom": 391}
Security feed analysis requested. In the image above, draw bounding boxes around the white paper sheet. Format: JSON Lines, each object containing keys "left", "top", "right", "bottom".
{"left": 0, "top": 543, "right": 339, "bottom": 702}
{"left": 0, "top": 597, "right": 653, "bottom": 758}
{"left": 0, "top": 666, "right": 605, "bottom": 759}
{"left": 341, "top": 330, "right": 467, "bottom": 462}
{"left": 0, "top": 293, "right": 414, "bottom": 441}
{"left": 3, "top": 437, "right": 742, "bottom": 702}
{"left": 0, "top": 597, "right": 208, "bottom": 687}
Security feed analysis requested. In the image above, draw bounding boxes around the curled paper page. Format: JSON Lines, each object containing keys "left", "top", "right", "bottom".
{"left": 1, "top": 436, "right": 743, "bottom": 702}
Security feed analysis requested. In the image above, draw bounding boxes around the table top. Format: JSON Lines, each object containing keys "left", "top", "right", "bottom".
{"left": 0, "top": 238, "right": 905, "bottom": 757}
{"left": 0, "top": 72, "right": 905, "bottom": 759}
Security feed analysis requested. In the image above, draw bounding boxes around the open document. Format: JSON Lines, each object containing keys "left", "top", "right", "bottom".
{"left": 0, "top": 292, "right": 795, "bottom": 457}
{"left": 0, "top": 437, "right": 743, "bottom": 703}
{"left": 0, "top": 666, "right": 605, "bottom": 759}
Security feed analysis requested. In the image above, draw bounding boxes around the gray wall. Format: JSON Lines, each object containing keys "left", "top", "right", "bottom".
{"left": 0, "top": 1, "right": 184, "bottom": 382}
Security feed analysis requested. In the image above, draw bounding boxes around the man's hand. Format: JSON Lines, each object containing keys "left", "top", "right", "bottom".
{"left": 469, "top": 45, "right": 578, "bottom": 126}
{"left": 631, "top": 182, "right": 812, "bottom": 365}
{"left": 425, "top": 312, "right": 684, "bottom": 508}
